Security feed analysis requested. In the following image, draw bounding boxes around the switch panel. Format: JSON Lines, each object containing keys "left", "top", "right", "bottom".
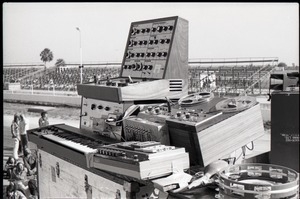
{"left": 120, "top": 16, "right": 188, "bottom": 80}
{"left": 80, "top": 97, "right": 132, "bottom": 139}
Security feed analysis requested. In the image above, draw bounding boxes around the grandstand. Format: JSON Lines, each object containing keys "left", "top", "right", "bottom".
{"left": 3, "top": 57, "right": 290, "bottom": 95}
{"left": 3, "top": 64, "right": 42, "bottom": 83}
{"left": 188, "top": 57, "right": 279, "bottom": 95}
{"left": 17, "top": 64, "right": 120, "bottom": 91}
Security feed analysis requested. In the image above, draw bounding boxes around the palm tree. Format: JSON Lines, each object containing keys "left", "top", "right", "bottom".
{"left": 55, "top": 58, "right": 66, "bottom": 67}
{"left": 40, "top": 48, "right": 53, "bottom": 68}
{"left": 277, "top": 62, "right": 287, "bottom": 68}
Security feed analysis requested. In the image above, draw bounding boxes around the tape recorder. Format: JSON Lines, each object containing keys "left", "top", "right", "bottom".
{"left": 123, "top": 92, "right": 265, "bottom": 167}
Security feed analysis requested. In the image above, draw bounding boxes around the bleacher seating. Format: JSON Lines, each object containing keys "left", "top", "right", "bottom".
{"left": 20, "top": 66, "right": 121, "bottom": 91}
{"left": 3, "top": 67, "right": 40, "bottom": 83}
{"left": 188, "top": 64, "right": 275, "bottom": 94}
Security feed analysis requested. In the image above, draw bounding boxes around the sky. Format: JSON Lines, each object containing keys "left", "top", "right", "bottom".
{"left": 3, "top": 3, "right": 299, "bottom": 66}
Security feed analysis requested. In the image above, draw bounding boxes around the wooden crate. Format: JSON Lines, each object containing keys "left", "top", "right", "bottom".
{"left": 37, "top": 150, "right": 127, "bottom": 199}
{"left": 167, "top": 104, "right": 265, "bottom": 166}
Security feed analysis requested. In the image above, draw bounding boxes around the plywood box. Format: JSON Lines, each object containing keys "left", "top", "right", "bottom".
{"left": 167, "top": 104, "right": 265, "bottom": 166}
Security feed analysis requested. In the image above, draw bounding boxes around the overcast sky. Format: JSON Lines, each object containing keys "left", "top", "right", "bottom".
{"left": 3, "top": 3, "right": 299, "bottom": 66}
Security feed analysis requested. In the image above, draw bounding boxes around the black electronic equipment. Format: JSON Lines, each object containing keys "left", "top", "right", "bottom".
{"left": 269, "top": 91, "right": 299, "bottom": 172}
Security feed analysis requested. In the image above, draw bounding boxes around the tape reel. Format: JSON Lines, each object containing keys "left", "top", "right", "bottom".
{"left": 215, "top": 96, "right": 257, "bottom": 113}
{"left": 218, "top": 163, "right": 299, "bottom": 199}
{"left": 178, "top": 92, "right": 214, "bottom": 106}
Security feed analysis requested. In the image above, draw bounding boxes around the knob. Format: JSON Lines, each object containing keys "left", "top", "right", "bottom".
{"left": 165, "top": 39, "right": 170, "bottom": 44}
{"left": 159, "top": 39, "right": 165, "bottom": 44}
{"left": 147, "top": 106, "right": 153, "bottom": 112}
{"left": 168, "top": 25, "right": 173, "bottom": 31}
{"left": 149, "top": 40, "right": 154, "bottom": 45}
{"left": 133, "top": 155, "right": 139, "bottom": 161}
{"left": 83, "top": 112, "right": 88, "bottom": 116}
{"left": 98, "top": 105, "right": 103, "bottom": 109}
{"left": 105, "top": 107, "right": 110, "bottom": 111}
{"left": 146, "top": 52, "right": 151, "bottom": 57}
{"left": 130, "top": 53, "right": 134, "bottom": 58}
{"left": 138, "top": 40, "right": 143, "bottom": 45}
{"left": 136, "top": 29, "right": 140, "bottom": 34}
{"left": 154, "top": 40, "right": 159, "bottom": 44}
{"left": 157, "top": 52, "right": 162, "bottom": 57}
{"left": 148, "top": 65, "right": 153, "bottom": 70}
{"left": 163, "top": 26, "right": 168, "bottom": 31}
{"left": 143, "top": 65, "right": 148, "bottom": 70}
{"left": 157, "top": 26, "right": 163, "bottom": 32}
{"left": 123, "top": 65, "right": 128, "bottom": 69}
{"left": 131, "top": 64, "right": 136, "bottom": 69}
{"left": 151, "top": 27, "right": 157, "bottom": 32}
{"left": 91, "top": 104, "right": 96, "bottom": 110}
{"left": 146, "top": 28, "right": 150, "bottom": 33}
{"left": 136, "top": 53, "right": 140, "bottom": 57}
{"left": 128, "top": 65, "right": 132, "bottom": 69}
{"left": 162, "top": 52, "right": 168, "bottom": 57}
{"left": 143, "top": 40, "right": 147, "bottom": 45}
{"left": 141, "top": 29, "right": 146, "bottom": 33}
{"left": 155, "top": 107, "right": 160, "bottom": 114}
{"left": 176, "top": 111, "right": 182, "bottom": 117}
{"left": 140, "top": 53, "right": 145, "bottom": 57}
{"left": 185, "top": 113, "right": 191, "bottom": 119}
{"left": 151, "top": 52, "right": 156, "bottom": 57}
{"left": 133, "top": 41, "right": 138, "bottom": 46}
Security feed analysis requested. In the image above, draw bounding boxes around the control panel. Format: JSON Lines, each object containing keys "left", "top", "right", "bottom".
{"left": 91, "top": 141, "right": 190, "bottom": 180}
{"left": 123, "top": 105, "right": 171, "bottom": 145}
{"left": 80, "top": 97, "right": 132, "bottom": 139}
{"left": 120, "top": 16, "right": 188, "bottom": 80}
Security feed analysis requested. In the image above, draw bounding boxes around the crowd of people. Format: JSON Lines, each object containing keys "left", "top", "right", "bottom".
{"left": 4, "top": 112, "right": 49, "bottom": 199}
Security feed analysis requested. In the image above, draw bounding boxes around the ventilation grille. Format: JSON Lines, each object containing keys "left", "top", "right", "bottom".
{"left": 169, "top": 79, "right": 183, "bottom": 92}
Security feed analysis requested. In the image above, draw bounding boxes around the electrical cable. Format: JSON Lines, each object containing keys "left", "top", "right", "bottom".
{"left": 245, "top": 141, "right": 254, "bottom": 151}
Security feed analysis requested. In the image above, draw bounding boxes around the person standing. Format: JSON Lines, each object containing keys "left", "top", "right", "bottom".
{"left": 38, "top": 111, "right": 49, "bottom": 127}
{"left": 11, "top": 114, "right": 21, "bottom": 160}
{"left": 19, "top": 114, "right": 29, "bottom": 153}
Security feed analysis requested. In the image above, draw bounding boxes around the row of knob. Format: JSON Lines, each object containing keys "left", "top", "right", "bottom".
{"left": 126, "top": 51, "right": 168, "bottom": 59}
{"left": 123, "top": 63, "right": 153, "bottom": 71}
{"left": 128, "top": 38, "right": 171, "bottom": 47}
{"left": 90, "top": 104, "right": 111, "bottom": 111}
{"left": 98, "top": 148, "right": 140, "bottom": 161}
{"left": 131, "top": 25, "right": 174, "bottom": 35}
